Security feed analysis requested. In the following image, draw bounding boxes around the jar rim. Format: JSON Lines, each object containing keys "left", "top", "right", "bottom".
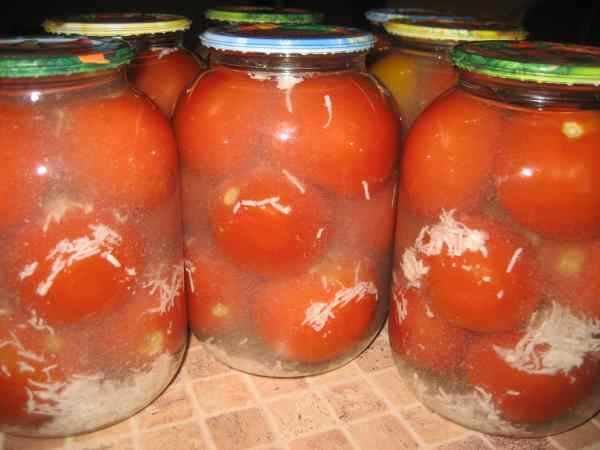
{"left": 205, "top": 6, "right": 323, "bottom": 24}
{"left": 365, "top": 8, "right": 446, "bottom": 25}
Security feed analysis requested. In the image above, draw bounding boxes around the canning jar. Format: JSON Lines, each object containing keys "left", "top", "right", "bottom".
{"left": 44, "top": 14, "right": 204, "bottom": 117}
{"left": 370, "top": 17, "right": 526, "bottom": 130}
{"left": 175, "top": 25, "right": 400, "bottom": 377}
{"left": 390, "top": 41, "right": 600, "bottom": 437}
{"left": 0, "top": 37, "right": 186, "bottom": 437}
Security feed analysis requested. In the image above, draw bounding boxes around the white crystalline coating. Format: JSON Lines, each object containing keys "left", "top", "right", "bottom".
{"left": 506, "top": 248, "right": 523, "bottom": 274}
{"left": 362, "top": 180, "right": 371, "bottom": 201}
{"left": 17, "top": 361, "right": 35, "bottom": 374}
{"left": 126, "top": 267, "right": 137, "bottom": 277}
{"left": 276, "top": 74, "right": 304, "bottom": 91}
{"left": 424, "top": 304, "right": 435, "bottom": 319}
{"left": 28, "top": 310, "right": 55, "bottom": 336}
{"left": 248, "top": 73, "right": 305, "bottom": 113}
{"left": 323, "top": 94, "right": 333, "bottom": 128}
{"left": 302, "top": 268, "right": 378, "bottom": 333}
{"left": 415, "top": 210, "right": 489, "bottom": 258}
{"left": 1, "top": 365, "right": 10, "bottom": 377}
{"left": 184, "top": 259, "right": 196, "bottom": 294}
{"left": 112, "top": 210, "right": 129, "bottom": 224}
{"left": 153, "top": 47, "right": 178, "bottom": 59}
{"left": 235, "top": 197, "right": 292, "bottom": 215}
{"left": 481, "top": 276, "right": 492, "bottom": 283}
{"left": 494, "top": 302, "right": 600, "bottom": 376}
{"left": 43, "top": 200, "right": 93, "bottom": 233}
{"left": 392, "top": 290, "right": 408, "bottom": 324}
{"left": 461, "top": 265, "right": 473, "bottom": 272}
{"left": 19, "top": 262, "right": 38, "bottom": 281}
{"left": 282, "top": 169, "right": 306, "bottom": 194}
{"left": 316, "top": 228, "right": 325, "bottom": 240}
{"left": 506, "top": 390, "right": 521, "bottom": 396}
{"left": 142, "top": 263, "right": 185, "bottom": 315}
{"left": 22, "top": 354, "right": 176, "bottom": 436}
{"left": 497, "top": 290, "right": 505, "bottom": 300}
{"left": 248, "top": 72, "right": 271, "bottom": 82}
{"left": 0, "top": 332, "right": 45, "bottom": 364}
{"left": 401, "top": 247, "right": 429, "bottom": 289}
{"left": 36, "top": 224, "right": 124, "bottom": 297}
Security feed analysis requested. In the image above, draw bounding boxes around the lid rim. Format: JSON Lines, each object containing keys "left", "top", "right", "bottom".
{"left": 384, "top": 19, "right": 526, "bottom": 42}
{"left": 205, "top": 7, "right": 322, "bottom": 24}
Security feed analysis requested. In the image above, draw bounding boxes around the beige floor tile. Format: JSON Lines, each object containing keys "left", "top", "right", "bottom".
{"left": 137, "top": 382, "right": 194, "bottom": 430}
{"left": 355, "top": 333, "right": 395, "bottom": 373}
{"left": 323, "top": 380, "right": 388, "bottom": 423}
{"left": 251, "top": 375, "right": 309, "bottom": 399}
{"left": 371, "top": 368, "right": 419, "bottom": 408}
{"left": 70, "top": 437, "right": 136, "bottom": 450}
{"left": 433, "top": 435, "right": 492, "bottom": 450}
{"left": 67, "top": 416, "right": 134, "bottom": 447}
{"left": 267, "top": 392, "right": 336, "bottom": 440}
{"left": 401, "top": 405, "right": 467, "bottom": 445}
{"left": 289, "top": 429, "right": 354, "bottom": 450}
{"left": 348, "top": 414, "right": 420, "bottom": 450}
{"left": 193, "top": 373, "right": 255, "bottom": 415}
{"left": 550, "top": 420, "right": 600, "bottom": 450}
{"left": 486, "top": 435, "right": 558, "bottom": 450}
{"left": 141, "top": 421, "right": 208, "bottom": 450}
{"left": 307, "top": 363, "right": 362, "bottom": 387}
{"left": 206, "top": 408, "right": 275, "bottom": 450}
{"left": 185, "top": 346, "right": 231, "bottom": 380}
{"left": 4, "top": 435, "right": 66, "bottom": 450}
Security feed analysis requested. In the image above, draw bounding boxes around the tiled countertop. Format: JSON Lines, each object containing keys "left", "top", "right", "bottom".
{"left": 2, "top": 331, "right": 600, "bottom": 450}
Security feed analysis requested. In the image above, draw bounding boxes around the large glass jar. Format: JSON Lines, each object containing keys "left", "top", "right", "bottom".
{"left": 175, "top": 25, "right": 400, "bottom": 377}
{"left": 0, "top": 37, "right": 186, "bottom": 437}
{"left": 370, "top": 17, "right": 526, "bottom": 130}
{"left": 390, "top": 41, "right": 600, "bottom": 437}
{"left": 44, "top": 14, "right": 205, "bottom": 117}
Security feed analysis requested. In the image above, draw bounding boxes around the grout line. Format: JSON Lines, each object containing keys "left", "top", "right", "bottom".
{"left": 0, "top": 433, "right": 4, "bottom": 450}
{"left": 180, "top": 367, "right": 219, "bottom": 450}
{"left": 547, "top": 436, "right": 568, "bottom": 450}
{"left": 465, "top": 433, "right": 496, "bottom": 450}
{"left": 427, "top": 432, "right": 494, "bottom": 450}
{"left": 131, "top": 415, "right": 142, "bottom": 450}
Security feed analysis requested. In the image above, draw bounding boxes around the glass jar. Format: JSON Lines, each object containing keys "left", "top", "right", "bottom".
{"left": 197, "top": 7, "right": 324, "bottom": 61}
{"left": 175, "top": 25, "right": 400, "bottom": 377}
{"left": 44, "top": 14, "right": 205, "bottom": 117}
{"left": 370, "top": 17, "right": 526, "bottom": 130}
{"left": 390, "top": 41, "right": 600, "bottom": 437}
{"left": 0, "top": 37, "right": 186, "bottom": 437}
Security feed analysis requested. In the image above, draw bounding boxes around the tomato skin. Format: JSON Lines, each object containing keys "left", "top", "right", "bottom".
{"left": 389, "top": 288, "right": 469, "bottom": 372}
{"left": 10, "top": 202, "right": 142, "bottom": 326}
{"left": 66, "top": 90, "right": 178, "bottom": 208}
{"left": 253, "top": 256, "right": 379, "bottom": 363}
{"left": 426, "top": 215, "right": 541, "bottom": 333}
{"left": 465, "top": 332, "right": 599, "bottom": 423}
{"left": 495, "top": 111, "right": 600, "bottom": 240}
{"left": 185, "top": 241, "right": 248, "bottom": 337}
{"left": 209, "top": 168, "right": 332, "bottom": 276}
{"left": 402, "top": 90, "right": 502, "bottom": 218}
{"left": 539, "top": 240, "right": 600, "bottom": 320}
{"left": 271, "top": 73, "right": 399, "bottom": 198}
{"left": 128, "top": 49, "right": 203, "bottom": 117}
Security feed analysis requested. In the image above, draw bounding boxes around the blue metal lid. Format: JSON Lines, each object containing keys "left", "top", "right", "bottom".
{"left": 365, "top": 8, "right": 440, "bottom": 25}
{"left": 201, "top": 24, "right": 375, "bottom": 55}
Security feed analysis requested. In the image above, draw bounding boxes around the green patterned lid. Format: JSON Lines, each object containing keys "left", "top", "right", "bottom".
{"left": 0, "top": 37, "right": 133, "bottom": 78}
{"left": 452, "top": 41, "right": 600, "bottom": 86}
{"left": 205, "top": 6, "right": 323, "bottom": 24}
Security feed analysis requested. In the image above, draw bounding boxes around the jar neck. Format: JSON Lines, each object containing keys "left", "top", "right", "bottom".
{"left": 458, "top": 71, "right": 600, "bottom": 110}
{"left": 209, "top": 50, "right": 367, "bottom": 73}
{"left": 126, "top": 32, "right": 184, "bottom": 52}
{"left": 389, "top": 34, "right": 452, "bottom": 60}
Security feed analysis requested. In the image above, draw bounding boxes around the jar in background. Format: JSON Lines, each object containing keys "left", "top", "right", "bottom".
{"left": 175, "top": 25, "right": 400, "bottom": 377}
{"left": 370, "top": 17, "right": 526, "bottom": 130}
{"left": 390, "top": 41, "right": 600, "bottom": 437}
{"left": 44, "top": 14, "right": 205, "bottom": 117}
{"left": 0, "top": 37, "right": 186, "bottom": 437}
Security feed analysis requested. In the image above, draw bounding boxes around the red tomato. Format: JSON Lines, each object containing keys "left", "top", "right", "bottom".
{"left": 465, "top": 332, "right": 599, "bottom": 423}
{"left": 66, "top": 90, "right": 178, "bottom": 208}
{"left": 209, "top": 168, "right": 332, "bottom": 276}
{"left": 425, "top": 214, "right": 541, "bottom": 333}
{"left": 393, "top": 190, "right": 429, "bottom": 268}
{"left": 389, "top": 287, "right": 469, "bottom": 372}
{"left": 495, "top": 111, "right": 600, "bottom": 240}
{"left": 128, "top": 49, "right": 204, "bottom": 117}
{"left": 539, "top": 240, "right": 600, "bottom": 320}
{"left": 181, "top": 168, "right": 215, "bottom": 236}
{"left": 336, "top": 178, "right": 398, "bottom": 256}
{"left": 0, "top": 103, "right": 50, "bottom": 230}
{"left": 10, "top": 200, "right": 142, "bottom": 325}
{"left": 402, "top": 90, "right": 502, "bottom": 217}
{"left": 185, "top": 240, "right": 249, "bottom": 337}
{"left": 253, "top": 255, "right": 379, "bottom": 363}
{"left": 174, "top": 68, "right": 273, "bottom": 176}
{"left": 271, "top": 72, "right": 399, "bottom": 198}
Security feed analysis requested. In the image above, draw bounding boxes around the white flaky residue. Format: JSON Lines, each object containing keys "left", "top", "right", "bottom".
{"left": 393, "top": 290, "right": 408, "bottom": 324}
{"left": 361, "top": 181, "right": 371, "bottom": 201}
{"left": 494, "top": 302, "right": 600, "bottom": 376}
{"left": 153, "top": 47, "right": 178, "bottom": 59}
{"left": 401, "top": 248, "right": 429, "bottom": 289}
{"left": 323, "top": 95, "right": 333, "bottom": 128}
{"left": 20, "top": 354, "right": 176, "bottom": 436}
{"left": 184, "top": 259, "right": 196, "bottom": 294}
{"left": 19, "top": 262, "right": 38, "bottom": 281}
{"left": 316, "top": 228, "right": 325, "bottom": 240}
{"left": 28, "top": 310, "right": 54, "bottom": 336}
{"left": 282, "top": 169, "right": 306, "bottom": 194}
{"left": 506, "top": 248, "right": 523, "bottom": 273}
{"left": 248, "top": 72, "right": 306, "bottom": 114}
{"left": 142, "top": 263, "right": 185, "bottom": 315}
{"left": 43, "top": 200, "right": 93, "bottom": 233}
{"left": 34, "top": 224, "right": 125, "bottom": 297}
{"left": 0, "top": 332, "right": 45, "bottom": 364}
{"left": 424, "top": 303, "right": 435, "bottom": 318}
{"left": 234, "top": 197, "right": 292, "bottom": 215}
{"left": 497, "top": 290, "right": 505, "bottom": 300}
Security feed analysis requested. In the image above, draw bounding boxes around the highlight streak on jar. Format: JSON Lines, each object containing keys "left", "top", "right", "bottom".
{"left": 506, "top": 248, "right": 523, "bottom": 273}
{"left": 362, "top": 180, "right": 371, "bottom": 200}
{"left": 282, "top": 169, "right": 306, "bottom": 194}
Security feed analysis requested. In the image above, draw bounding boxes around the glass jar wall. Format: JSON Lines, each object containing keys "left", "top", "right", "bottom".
{"left": 44, "top": 14, "right": 204, "bottom": 117}
{"left": 175, "top": 25, "right": 400, "bottom": 377}
{"left": 390, "top": 41, "right": 600, "bottom": 437}
{"left": 0, "top": 37, "right": 186, "bottom": 437}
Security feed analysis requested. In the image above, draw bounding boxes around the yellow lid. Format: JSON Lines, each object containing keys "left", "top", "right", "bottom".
{"left": 44, "top": 13, "right": 191, "bottom": 37}
{"left": 385, "top": 17, "right": 526, "bottom": 42}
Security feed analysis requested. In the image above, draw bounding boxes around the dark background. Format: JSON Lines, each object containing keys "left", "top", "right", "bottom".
{"left": 1, "top": 0, "right": 599, "bottom": 46}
